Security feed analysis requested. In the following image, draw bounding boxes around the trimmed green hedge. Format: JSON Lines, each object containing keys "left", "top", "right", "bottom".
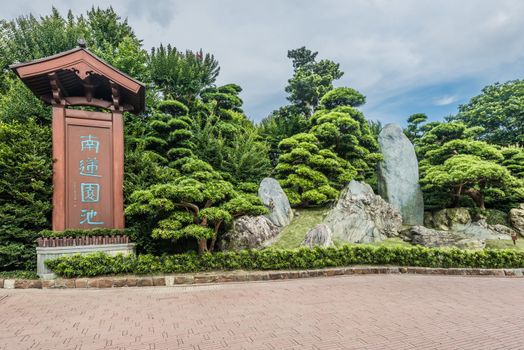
{"left": 46, "top": 245, "right": 524, "bottom": 278}
{"left": 39, "top": 228, "right": 132, "bottom": 238}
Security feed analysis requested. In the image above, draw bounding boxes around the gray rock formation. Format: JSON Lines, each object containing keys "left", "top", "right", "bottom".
{"left": 219, "top": 216, "right": 280, "bottom": 251}
{"left": 323, "top": 180, "right": 402, "bottom": 243}
{"left": 509, "top": 204, "right": 524, "bottom": 237}
{"left": 258, "top": 177, "right": 293, "bottom": 227}
{"left": 302, "top": 224, "right": 333, "bottom": 248}
{"left": 454, "top": 219, "right": 513, "bottom": 240}
{"left": 407, "top": 226, "right": 485, "bottom": 249}
{"left": 377, "top": 124, "right": 424, "bottom": 225}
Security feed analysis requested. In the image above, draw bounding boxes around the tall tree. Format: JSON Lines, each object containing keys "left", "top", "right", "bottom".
{"left": 454, "top": 80, "right": 524, "bottom": 145}
{"left": 148, "top": 44, "right": 219, "bottom": 102}
{"left": 285, "top": 47, "right": 344, "bottom": 116}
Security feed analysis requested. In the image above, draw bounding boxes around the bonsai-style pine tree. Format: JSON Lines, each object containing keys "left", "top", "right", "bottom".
{"left": 143, "top": 100, "right": 194, "bottom": 167}
{"left": 501, "top": 146, "right": 524, "bottom": 179}
{"left": 275, "top": 133, "right": 355, "bottom": 206}
{"left": 417, "top": 121, "right": 524, "bottom": 209}
{"left": 125, "top": 157, "right": 267, "bottom": 253}
{"left": 310, "top": 101, "right": 382, "bottom": 180}
{"left": 421, "top": 154, "right": 523, "bottom": 210}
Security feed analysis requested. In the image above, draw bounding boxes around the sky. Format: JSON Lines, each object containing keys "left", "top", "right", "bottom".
{"left": 2, "top": 0, "right": 524, "bottom": 125}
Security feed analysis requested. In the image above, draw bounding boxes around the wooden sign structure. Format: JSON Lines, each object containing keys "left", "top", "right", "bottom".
{"left": 11, "top": 42, "right": 145, "bottom": 231}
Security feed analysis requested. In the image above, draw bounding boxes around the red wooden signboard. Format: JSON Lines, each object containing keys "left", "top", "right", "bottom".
{"left": 11, "top": 43, "right": 145, "bottom": 231}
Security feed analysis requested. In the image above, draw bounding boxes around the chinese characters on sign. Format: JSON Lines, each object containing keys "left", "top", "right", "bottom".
{"left": 79, "top": 134, "right": 104, "bottom": 226}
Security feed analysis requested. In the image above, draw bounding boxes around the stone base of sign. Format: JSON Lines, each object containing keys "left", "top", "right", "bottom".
{"left": 4, "top": 265, "right": 524, "bottom": 289}
{"left": 36, "top": 243, "right": 136, "bottom": 279}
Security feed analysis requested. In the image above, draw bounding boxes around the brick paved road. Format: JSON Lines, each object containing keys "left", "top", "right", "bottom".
{"left": 1, "top": 275, "right": 523, "bottom": 350}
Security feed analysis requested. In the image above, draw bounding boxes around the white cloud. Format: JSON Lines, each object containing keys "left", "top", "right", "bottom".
{"left": 434, "top": 95, "right": 457, "bottom": 106}
{"left": 2, "top": 0, "right": 524, "bottom": 123}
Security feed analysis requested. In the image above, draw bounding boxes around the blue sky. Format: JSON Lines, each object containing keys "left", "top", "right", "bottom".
{"left": 3, "top": 0, "right": 524, "bottom": 125}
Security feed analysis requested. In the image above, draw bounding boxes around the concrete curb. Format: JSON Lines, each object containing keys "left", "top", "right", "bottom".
{"left": 1, "top": 266, "right": 523, "bottom": 289}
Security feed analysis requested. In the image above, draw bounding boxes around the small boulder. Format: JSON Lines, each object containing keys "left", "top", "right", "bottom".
{"left": 258, "top": 177, "right": 294, "bottom": 227}
{"left": 509, "top": 204, "right": 524, "bottom": 237}
{"left": 219, "top": 216, "right": 280, "bottom": 251}
{"left": 302, "top": 224, "right": 333, "bottom": 248}
{"left": 408, "top": 225, "right": 464, "bottom": 248}
{"left": 377, "top": 124, "right": 424, "bottom": 225}
{"left": 323, "top": 180, "right": 402, "bottom": 243}
{"left": 428, "top": 208, "right": 471, "bottom": 230}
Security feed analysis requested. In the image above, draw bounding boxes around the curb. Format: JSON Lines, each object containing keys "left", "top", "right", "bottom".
{"left": 1, "top": 266, "right": 523, "bottom": 289}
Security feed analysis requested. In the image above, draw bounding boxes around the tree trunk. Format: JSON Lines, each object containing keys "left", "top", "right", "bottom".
{"left": 198, "top": 239, "right": 208, "bottom": 254}
{"left": 464, "top": 188, "right": 485, "bottom": 210}
{"left": 209, "top": 221, "right": 222, "bottom": 252}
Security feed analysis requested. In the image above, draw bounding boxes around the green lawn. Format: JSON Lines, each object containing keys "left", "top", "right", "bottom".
{"left": 485, "top": 238, "right": 524, "bottom": 251}
{"left": 271, "top": 208, "right": 329, "bottom": 249}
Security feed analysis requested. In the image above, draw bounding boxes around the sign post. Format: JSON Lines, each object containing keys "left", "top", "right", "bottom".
{"left": 11, "top": 41, "right": 145, "bottom": 230}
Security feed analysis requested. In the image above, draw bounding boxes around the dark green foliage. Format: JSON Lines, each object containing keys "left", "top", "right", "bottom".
{"left": 275, "top": 133, "right": 355, "bottom": 206}
{"left": 148, "top": 44, "right": 219, "bottom": 102}
{"left": 454, "top": 80, "right": 524, "bottom": 145}
{"left": 0, "top": 119, "right": 52, "bottom": 270}
{"left": 190, "top": 88, "right": 271, "bottom": 183}
{"left": 46, "top": 245, "right": 524, "bottom": 278}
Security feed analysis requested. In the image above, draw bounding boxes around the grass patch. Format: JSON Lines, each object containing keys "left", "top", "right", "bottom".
{"left": 369, "top": 237, "right": 413, "bottom": 248}
{"left": 0, "top": 270, "right": 38, "bottom": 279}
{"left": 271, "top": 208, "right": 329, "bottom": 249}
{"left": 486, "top": 238, "right": 524, "bottom": 251}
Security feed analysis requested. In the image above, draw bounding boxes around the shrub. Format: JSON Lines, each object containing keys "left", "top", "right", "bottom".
{"left": 38, "top": 228, "right": 133, "bottom": 238}
{"left": 45, "top": 245, "right": 524, "bottom": 278}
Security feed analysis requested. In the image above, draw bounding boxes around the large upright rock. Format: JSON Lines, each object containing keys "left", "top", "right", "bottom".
{"left": 258, "top": 177, "right": 293, "bottom": 227}
{"left": 323, "top": 180, "right": 402, "bottom": 243}
{"left": 509, "top": 204, "right": 524, "bottom": 237}
{"left": 219, "top": 216, "right": 280, "bottom": 251}
{"left": 377, "top": 123, "right": 424, "bottom": 225}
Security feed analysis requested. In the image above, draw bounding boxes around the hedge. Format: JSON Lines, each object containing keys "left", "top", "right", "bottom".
{"left": 39, "top": 228, "right": 133, "bottom": 238}
{"left": 45, "top": 245, "right": 524, "bottom": 278}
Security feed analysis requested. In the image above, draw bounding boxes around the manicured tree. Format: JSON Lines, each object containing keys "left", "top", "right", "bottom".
{"left": 310, "top": 105, "right": 382, "bottom": 180}
{"left": 275, "top": 133, "right": 355, "bottom": 206}
{"left": 143, "top": 100, "right": 194, "bottom": 167}
{"left": 404, "top": 113, "right": 428, "bottom": 144}
{"left": 421, "top": 155, "right": 523, "bottom": 210}
{"left": 125, "top": 158, "right": 267, "bottom": 253}
{"left": 415, "top": 121, "right": 483, "bottom": 159}
{"left": 501, "top": 146, "right": 524, "bottom": 179}
{"left": 454, "top": 80, "right": 524, "bottom": 145}
{"left": 319, "top": 87, "right": 366, "bottom": 109}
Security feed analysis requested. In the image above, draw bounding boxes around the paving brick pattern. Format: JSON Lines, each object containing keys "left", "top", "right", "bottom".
{"left": 0, "top": 275, "right": 523, "bottom": 350}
